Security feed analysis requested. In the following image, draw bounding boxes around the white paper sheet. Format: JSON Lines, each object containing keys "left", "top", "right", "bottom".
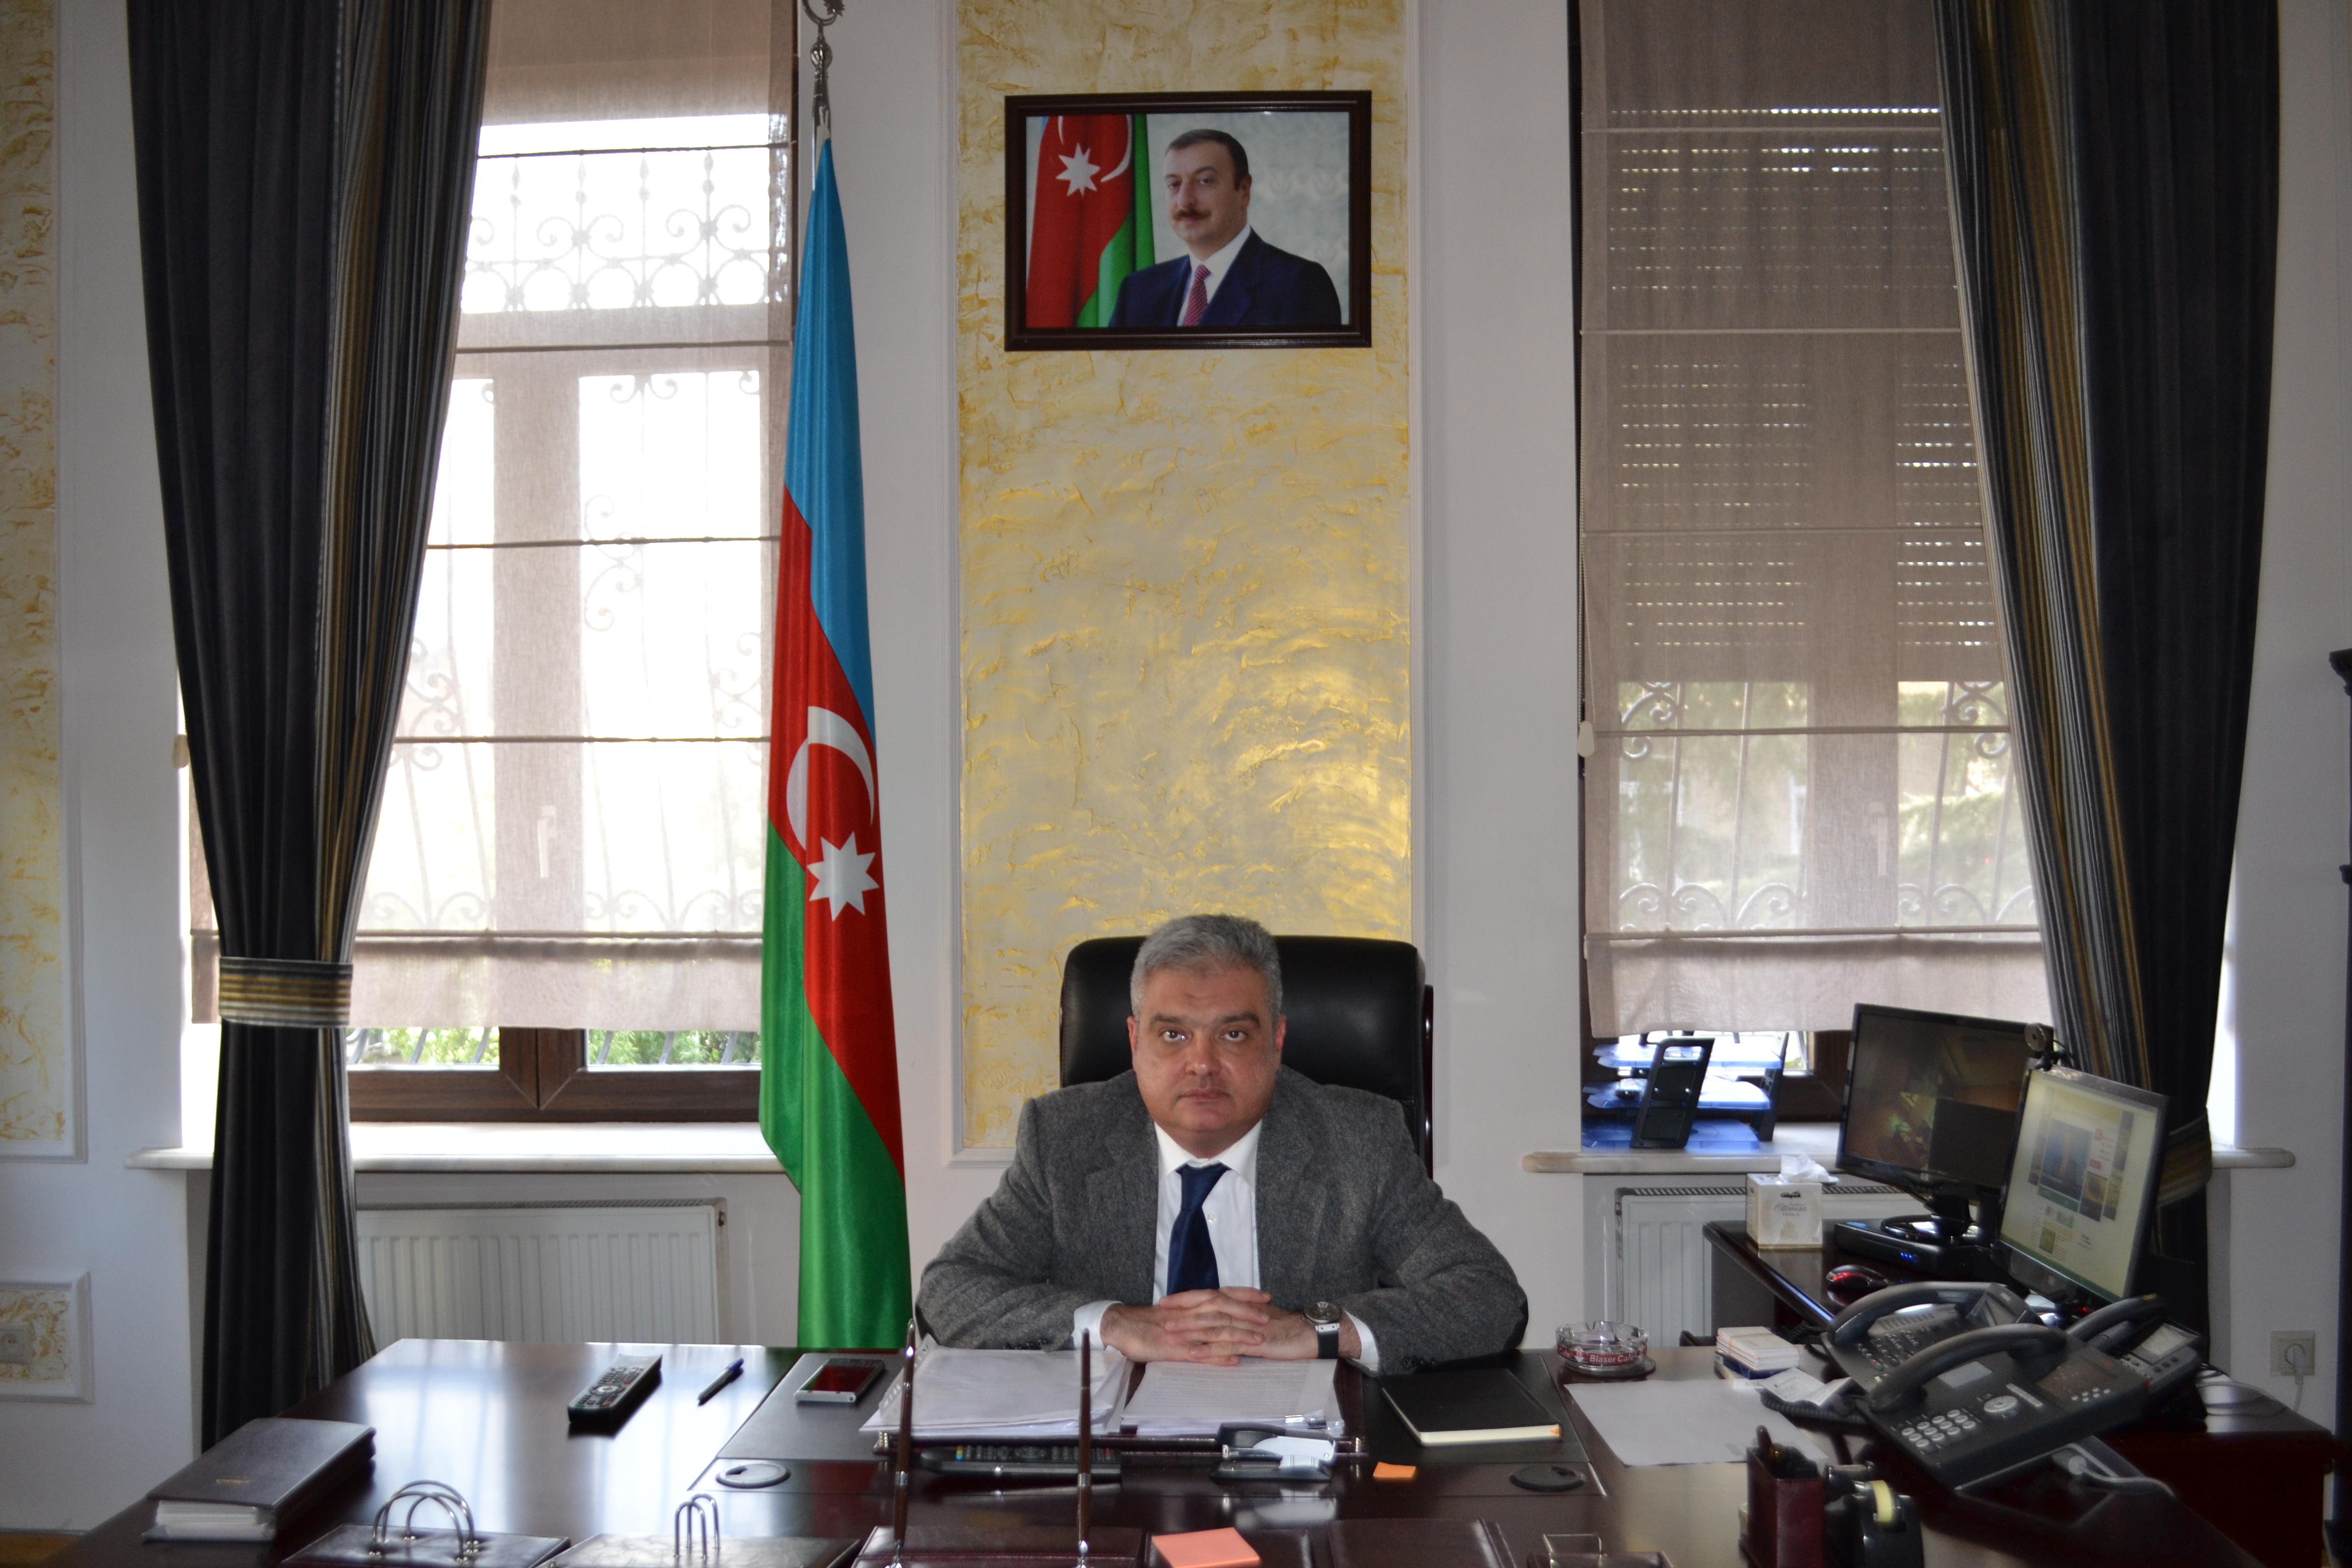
{"left": 1567, "top": 1377, "right": 1833, "bottom": 1468}
{"left": 1120, "top": 1358, "right": 1341, "bottom": 1437}
{"left": 856, "top": 1344, "right": 1129, "bottom": 1438}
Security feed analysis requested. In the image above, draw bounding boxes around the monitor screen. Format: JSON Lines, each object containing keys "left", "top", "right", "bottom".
{"left": 1836, "top": 1004, "right": 2033, "bottom": 1195}
{"left": 1997, "top": 1065, "right": 2168, "bottom": 1303}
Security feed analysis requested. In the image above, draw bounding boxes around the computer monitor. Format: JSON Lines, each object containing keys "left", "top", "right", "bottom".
{"left": 1997, "top": 1065, "right": 2168, "bottom": 1304}
{"left": 1836, "top": 1003, "right": 2037, "bottom": 1243}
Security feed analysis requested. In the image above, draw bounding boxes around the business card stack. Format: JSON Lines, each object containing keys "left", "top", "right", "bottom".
{"left": 1713, "top": 1326, "right": 1802, "bottom": 1381}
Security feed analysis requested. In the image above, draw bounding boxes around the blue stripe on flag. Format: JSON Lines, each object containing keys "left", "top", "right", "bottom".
{"left": 785, "top": 140, "right": 876, "bottom": 729}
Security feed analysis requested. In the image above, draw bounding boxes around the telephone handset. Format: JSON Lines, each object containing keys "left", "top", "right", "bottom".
{"left": 1825, "top": 1281, "right": 2034, "bottom": 1394}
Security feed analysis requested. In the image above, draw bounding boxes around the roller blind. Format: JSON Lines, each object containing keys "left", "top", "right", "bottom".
{"left": 1578, "top": 0, "right": 2049, "bottom": 1034}
{"left": 346, "top": 0, "right": 794, "bottom": 1030}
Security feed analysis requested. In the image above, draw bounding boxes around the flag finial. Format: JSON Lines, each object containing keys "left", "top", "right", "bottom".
{"left": 802, "top": 0, "right": 843, "bottom": 143}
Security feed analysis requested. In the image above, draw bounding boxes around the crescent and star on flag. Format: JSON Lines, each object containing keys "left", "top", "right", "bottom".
{"left": 1050, "top": 114, "right": 1130, "bottom": 198}
{"left": 786, "top": 704, "right": 880, "bottom": 919}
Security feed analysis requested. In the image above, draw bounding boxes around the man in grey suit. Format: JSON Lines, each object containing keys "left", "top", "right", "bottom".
{"left": 919, "top": 915, "right": 1527, "bottom": 1373}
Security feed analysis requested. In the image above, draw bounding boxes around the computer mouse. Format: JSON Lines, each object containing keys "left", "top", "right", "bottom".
{"left": 1824, "top": 1263, "right": 1892, "bottom": 1305}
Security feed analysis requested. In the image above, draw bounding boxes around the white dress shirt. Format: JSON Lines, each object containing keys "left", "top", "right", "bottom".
{"left": 1176, "top": 224, "right": 1254, "bottom": 321}
{"left": 1070, "top": 1118, "right": 1380, "bottom": 1369}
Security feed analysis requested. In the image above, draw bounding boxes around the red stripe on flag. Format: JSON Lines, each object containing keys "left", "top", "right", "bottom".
{"left": 769, "top": 489, "right": 905, "bottom": 1178}
{"left": 1026, "top": 113, "right": 1136, "bottom": 328}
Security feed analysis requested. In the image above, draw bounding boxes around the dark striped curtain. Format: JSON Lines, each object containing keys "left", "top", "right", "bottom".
{"left": 128, "top": 0, "right": 490, "bottom": 1444}
{"left": 1934, "top": 0, "right": 2277, "bottom": 1331}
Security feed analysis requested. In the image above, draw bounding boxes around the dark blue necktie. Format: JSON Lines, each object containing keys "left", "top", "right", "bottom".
{"left": 1165, "top": 1162, "right": 1228, "bottom": 1296}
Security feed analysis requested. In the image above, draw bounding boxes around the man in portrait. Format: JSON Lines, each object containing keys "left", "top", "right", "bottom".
{"left": 918, "top": 914, "right": 1526, "bottom": 1372}
{"left": 1108, "top": 130, "right": 1345, "bottom": 330}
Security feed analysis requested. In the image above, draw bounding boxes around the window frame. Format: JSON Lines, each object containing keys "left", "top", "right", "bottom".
{"left": 348, "top": 1030, "right": 760, "bottom": 1122}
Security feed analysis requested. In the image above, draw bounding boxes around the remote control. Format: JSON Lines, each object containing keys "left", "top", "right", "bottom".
{"left": 568, "top": 1354, "right": 662, "bottom": 1429}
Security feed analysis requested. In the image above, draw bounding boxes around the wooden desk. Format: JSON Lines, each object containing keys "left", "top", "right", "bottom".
{"left": 1704, "top": 1220, "right": 2344, "bottom": 1568}
{"left": 54, "top": 1339, "right": 2267, "bottom": 1568}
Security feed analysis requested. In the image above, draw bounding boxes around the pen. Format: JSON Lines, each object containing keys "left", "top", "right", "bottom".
{"left": 697, "top": 1358, "right": 745, "bottom": 1404}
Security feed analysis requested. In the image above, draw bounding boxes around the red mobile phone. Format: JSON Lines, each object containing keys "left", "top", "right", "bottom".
{"left": 794, "top": 1357, "right": 884, "bottom": 1403}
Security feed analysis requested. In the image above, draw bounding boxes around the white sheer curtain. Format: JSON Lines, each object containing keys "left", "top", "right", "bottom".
{"left": 348, "top": 0, "right": 793, "bottom": 1031}
{"left": 1578, "top": 0, "right": 2050, "bottom": 1034}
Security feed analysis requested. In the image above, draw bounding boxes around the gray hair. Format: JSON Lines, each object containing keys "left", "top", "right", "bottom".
{"left": 1130, "top": 914, "right": 1283, "bottom": 1018}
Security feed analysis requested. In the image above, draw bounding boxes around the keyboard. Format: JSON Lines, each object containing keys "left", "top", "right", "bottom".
{"left": 917, "top": 1443, "right": 1121, "bottom": 1481}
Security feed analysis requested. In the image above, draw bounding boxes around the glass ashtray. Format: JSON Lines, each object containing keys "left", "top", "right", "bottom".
{"left": 1557, "top": 1320, "right": 1650, "bottom": 1377}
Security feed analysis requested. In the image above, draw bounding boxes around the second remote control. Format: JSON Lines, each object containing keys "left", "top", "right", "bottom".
{"left": 568, "top": 1354, "right": 662, "bottom": 1429}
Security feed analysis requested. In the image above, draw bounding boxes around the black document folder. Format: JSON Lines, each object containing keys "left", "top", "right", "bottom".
{"left": 143, "top": 1416, "right": 375, "bottom": 1541}
{"left": 1379, "top": 1369, "right": 1562, "bottom": 1447}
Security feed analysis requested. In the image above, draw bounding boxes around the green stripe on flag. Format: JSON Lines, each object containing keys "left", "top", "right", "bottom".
{"left": 760, "top": 827, "right": 912, "bottom": 1349}
{"left": 1073, "top": 114, "right": 1157, "bottom": 328}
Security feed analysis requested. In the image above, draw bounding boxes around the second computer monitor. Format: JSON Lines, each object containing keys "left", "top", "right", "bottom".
{"left": 1997, "top": 1065, "right": 2168, "bottom": 1303}
{"left": 1837, "top": 1003, "right": 2035, "bottom": 1200}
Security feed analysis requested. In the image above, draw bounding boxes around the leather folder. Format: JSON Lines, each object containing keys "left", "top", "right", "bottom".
{"left": 284, "top": 1524, "right": 569, "bottom": 1568}
{"left": 1324, "top": 1518, "right": 1514, "bottom": 1568}
{"left": 555, "top": 1537, "right": 858, "bottom": 1568}
{"left": 852, "top": 1523, "right": 1145, "bottom": 1564}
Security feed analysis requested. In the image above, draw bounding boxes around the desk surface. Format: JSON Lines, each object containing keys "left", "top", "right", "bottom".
{"left": 56, "top": 1339, "right": 2267, "bottom": 1568}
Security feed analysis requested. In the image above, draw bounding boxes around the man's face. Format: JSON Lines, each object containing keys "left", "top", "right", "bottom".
{"left": 1163, "top": 141, "right": 1251, "bottom": 260}
{"left": 1127, "top": 962, "right": 1284, "bottom": 1158}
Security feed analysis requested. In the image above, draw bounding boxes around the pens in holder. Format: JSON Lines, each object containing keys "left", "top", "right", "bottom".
{"left": 1075, "top": 1330, "right": 1092, "bottom": 1562}
{"left": 696, "top": 1359, "right": 745, "bottom": 1405}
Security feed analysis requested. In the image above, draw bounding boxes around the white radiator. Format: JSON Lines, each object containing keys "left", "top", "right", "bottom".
{"left": 356, "top": 1202, "right": 722, "bottom": 1344}
{"left": 1610, "top": 1183, "right": 1909, "bottom": 1346}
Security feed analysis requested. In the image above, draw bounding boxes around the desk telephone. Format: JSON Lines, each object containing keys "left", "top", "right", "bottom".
{"left": 1798, "top": 1283, "right": 2199, "bottom": 1489}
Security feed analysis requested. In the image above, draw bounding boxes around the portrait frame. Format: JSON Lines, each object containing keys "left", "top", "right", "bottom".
{"left": 1004, "top": 91, "right": 1373, "bottom": 351}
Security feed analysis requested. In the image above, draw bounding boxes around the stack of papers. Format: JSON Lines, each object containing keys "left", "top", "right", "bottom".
{"left": 1715, "top": 1326, "right": 1802, "bottom": 1380}
{"left": 1567, "top": 1377, "right": 1830, "bottom": 1468}
{"left": 151, "top": 1503, "right": 270, "bottom": 1542}
{"left": 856, "top": 1344, "right": 1130, "bottom": 1439}
{"left": 1122, "top": 1358, "right": 1341, "bottom": 1438}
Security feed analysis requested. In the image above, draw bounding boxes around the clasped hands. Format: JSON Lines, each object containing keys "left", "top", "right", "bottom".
{"left": 1098, "top": 1287, "right": 1357, "bottom": 1365}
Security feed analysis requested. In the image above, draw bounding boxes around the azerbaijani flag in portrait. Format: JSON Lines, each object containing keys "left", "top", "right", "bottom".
{"left": 1026, "top": 113, "right": 1154, "bottom": 327}
{"left": 760, "top": 136, "right": 911, "bottom": 1350}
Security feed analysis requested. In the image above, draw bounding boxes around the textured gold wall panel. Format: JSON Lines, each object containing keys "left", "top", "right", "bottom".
{"left": 957, "top": 0, "right": 1411, "bottom": 1146}
{"left": 0, "top": 0, "right": 63, "bottom": 1150}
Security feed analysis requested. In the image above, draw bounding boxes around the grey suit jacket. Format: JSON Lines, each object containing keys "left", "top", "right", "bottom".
{"left": 918, "top": 1067, "right": 1528, "bottom": 1373}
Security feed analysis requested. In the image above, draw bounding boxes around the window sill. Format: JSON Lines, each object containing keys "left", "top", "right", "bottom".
{"left": 129, "top": 1121, "right": 783, "bottom": 1174}
{"left": 1521, "top": 1126, "right": 2296, "bottom": 1177}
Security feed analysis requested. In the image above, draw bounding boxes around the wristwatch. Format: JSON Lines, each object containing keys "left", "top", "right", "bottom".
{"left": 1305, "top": 1301, "right": 1343, "bottom": 1360}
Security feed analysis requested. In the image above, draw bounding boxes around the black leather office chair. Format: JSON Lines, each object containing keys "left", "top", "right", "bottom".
{"left": 1058, "top": 935, "right": 1434, "bottom": 1173}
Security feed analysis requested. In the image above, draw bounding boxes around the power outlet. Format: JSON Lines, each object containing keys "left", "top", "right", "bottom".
{"left": 2271, "top": 1330, "right": 2317, "bottom": 1378}
{"left": 0, "top": 1322, "right": 31, "bottom": 1366}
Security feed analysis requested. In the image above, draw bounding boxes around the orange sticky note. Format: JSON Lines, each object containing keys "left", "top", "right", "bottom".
{"left": 1153, "top": 1526, "right": 1260, "bottom": 1568}
{"left": 1373, "top": 1461, "right": 1418, "bottom": 1481}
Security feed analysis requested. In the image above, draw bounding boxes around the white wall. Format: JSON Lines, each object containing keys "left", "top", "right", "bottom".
{"left": 0, "top": 0, "right": 197, "bottom": 1529}
{"left": 2221, "top": 0, "right": 2352, "bottom": 1424}
{"left": 1415, "top": 0, "right": 1586, "bottom": 1341}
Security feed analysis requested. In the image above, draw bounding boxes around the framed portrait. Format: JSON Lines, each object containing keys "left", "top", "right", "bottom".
{"left": 1004, "top": 91, "right": 1372, "bottom": 351}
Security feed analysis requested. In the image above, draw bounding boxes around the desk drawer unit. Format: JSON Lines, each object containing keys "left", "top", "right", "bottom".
{"left": 1609, "top": 1183, "right": 1905, "bottom": 1345}
{"left": 355, "top": 1199, "right": 722, "bottom": 1343}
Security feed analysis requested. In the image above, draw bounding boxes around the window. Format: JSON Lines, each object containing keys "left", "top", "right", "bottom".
{"left": 342, "top": 1, "right": 797, "bottom": 1120}
{"left": 1576, "top": 0, "right": 2049, "bottom": 1042}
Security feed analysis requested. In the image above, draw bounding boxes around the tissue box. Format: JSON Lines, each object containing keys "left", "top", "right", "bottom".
{"left": 1746, "top": 1172, "right": 1822, "bottom": 1248}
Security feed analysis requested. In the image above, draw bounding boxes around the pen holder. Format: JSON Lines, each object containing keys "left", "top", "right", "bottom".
{"left": 1743, "top": 1443, "right": 1823, "bottom": 1568}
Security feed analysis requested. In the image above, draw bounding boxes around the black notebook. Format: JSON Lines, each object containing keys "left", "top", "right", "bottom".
{"left": 144, "top": 1416, "right": 375, "bottom": 1541}
{"left": 1380, "top": 1370, "right": 1561, "bottom": 1447}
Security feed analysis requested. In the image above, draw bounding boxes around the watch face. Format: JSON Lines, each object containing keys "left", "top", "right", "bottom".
{"left": 1308, "top": 1301, "right": 1340, "bottom": 1327}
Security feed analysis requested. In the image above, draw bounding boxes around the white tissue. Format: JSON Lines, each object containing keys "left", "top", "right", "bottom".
{"left": 1778, "top": 1152, "right": 1831, "bottom": 1182}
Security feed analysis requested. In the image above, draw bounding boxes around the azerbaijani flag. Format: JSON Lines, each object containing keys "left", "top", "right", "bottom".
{"left": 1026, "top": 113, "right": 1154, "bottom": 327}
{"left": 760, "top": 136, "right": 910, "bottom": 1349}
